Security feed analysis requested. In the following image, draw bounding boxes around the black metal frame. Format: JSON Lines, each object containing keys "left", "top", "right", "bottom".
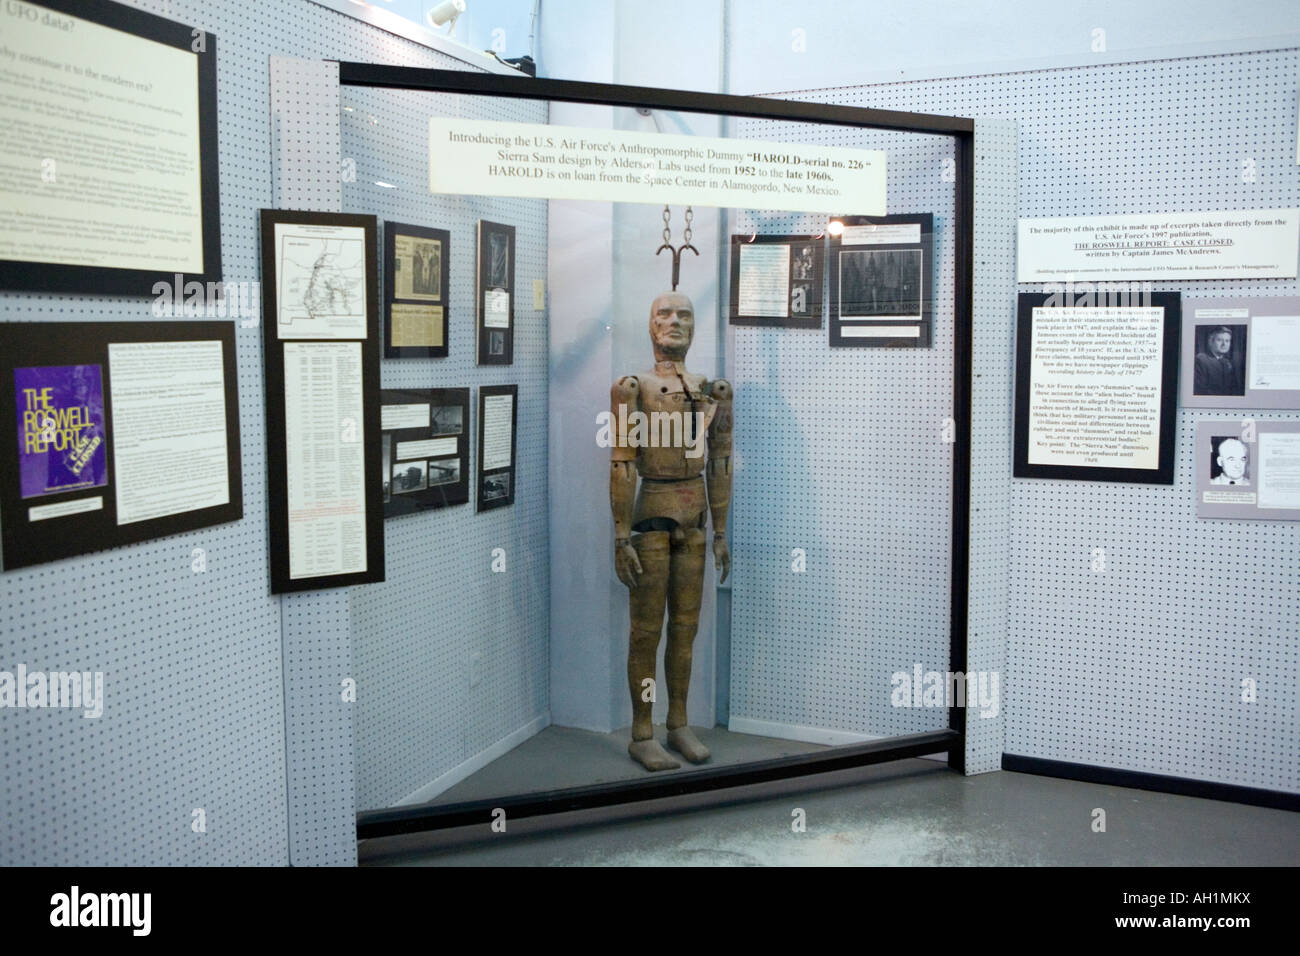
{"left": 335, "top": 64, "right": 976, "bottom": 839}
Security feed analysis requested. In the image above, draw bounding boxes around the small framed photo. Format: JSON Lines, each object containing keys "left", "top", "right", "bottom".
{"left": 829, "top": 213, "right": 933, "bottom": 348}
{"left": 476, "top": 384, "right": 517, "bottom": 512}
{"left": 1181, "top": 297, "right": 1300, "bottom": 409}
{"left": 477, "top": 221, "right": 516, "bottom": 365}
{"left": 729, "top": 234, "right": 824, "bottom": 328}
{"left": 1195, "top": 420, "right": 1300, "bottom": 520}
{"left": 384, "top": 222, "right": 449, "bottom": 359}
{"left": 380, "top": 387, "right": 470, "bottom": 517}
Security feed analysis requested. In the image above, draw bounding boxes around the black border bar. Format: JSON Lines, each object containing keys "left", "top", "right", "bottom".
{"left": 1004, "top": 754, "right": 1300, "bottom": 812}
{"left": 359, "top": 730, "right": 960, "bottom": 838}
{"left": 336, "top": 63, "right": 975, "bottom": 136}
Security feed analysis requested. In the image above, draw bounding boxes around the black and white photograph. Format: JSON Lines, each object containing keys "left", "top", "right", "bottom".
{"left": 488, "top": 231, "right": 509, "bottom": 288}
{"left": 1209, "top": 435, "right": 1251, "bottom": 485}
{"left": 428, "top": 457, "right": 461, "bottom": 487}
{"left": 477, "top": 221, "right": 516, "bottom": 365}
{"left": 481, "top": 472, "right": 510, "bottom": 502}
{"left": 394, "top": 235, "right": 442, "bottom": 300}
{"left": 381, "top": 433, "right": 392, "bottom": 503}
{"left": 792, "top": 243, "right": 816, "bottom": 280}
{"left": 1193, "top": 324, "right": 1247, "bottom": 397}
{"left": 829, "top": 213, "right": 933, "bottom": 348}
{"left": 384, "top": 222, "right": 450, "bottom": 359}
{"left": 392, "top": 459, "right": 428, "bottom": 494}
{"left": 840, "top": 248, "right": 922, "bottom": 319}
{"left": 431, "top": 404, "right": 464, "bottom": 436}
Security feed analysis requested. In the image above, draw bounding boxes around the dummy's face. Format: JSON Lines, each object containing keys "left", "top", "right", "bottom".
{"left": 1218, "top": 440, "right": 1247, "bottom": 479}
{"left": 650, "top": 293, "right": 695, "bottom": 357}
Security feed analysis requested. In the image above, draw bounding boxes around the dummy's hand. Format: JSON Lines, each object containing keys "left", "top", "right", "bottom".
{"left": 713, "top": 534, "right": 730, "bottom": 584}
{"left": 615, "top": 539, "right": 642, "bottom": 589}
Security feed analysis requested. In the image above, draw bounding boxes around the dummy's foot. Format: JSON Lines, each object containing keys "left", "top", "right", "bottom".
{"left": 666, "top": 726, "right": 711, "bottom": 764}
{"left": 629, "top": 738, "right": 681, "bottom": 772}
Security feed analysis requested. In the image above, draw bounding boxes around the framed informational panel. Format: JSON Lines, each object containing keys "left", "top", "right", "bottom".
{"left": 1181, "top": 296, "right": 1300, "bottom": 409}
{"left": 383, "top": 221, "right": 449, "bottom": 359}
{"left": 728, "top": 234, "right": 824, "bottom": 328}
{"left": 0, "top": 0, "right": 221, "bottom": 295}
{"left": 0, "top": 321, "right": 242, "bottom": 570}
{"left": 476, "top": 384, "right": 517, "bottom": 512}
{"left": 260, "top": 209, "right": 384, "bottom": 593}
{"left": 476, "top": 221, "right": 515, "bottom": 365}
{"left": 381, "top": 387, "right": 469, "bottom": 516}
{"left": 1014, "top": 291, "right": 1181, "bottom": 484}
{"left": 829, "top": 213, "right": 933, "bottom": 348}
{"left": 1195, "top": 420, "right": 1300, "bottom": 520}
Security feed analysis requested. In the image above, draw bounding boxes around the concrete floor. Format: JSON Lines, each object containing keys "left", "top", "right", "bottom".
{"left": 360, "top": 732, "right": 1300, "bottom": 866}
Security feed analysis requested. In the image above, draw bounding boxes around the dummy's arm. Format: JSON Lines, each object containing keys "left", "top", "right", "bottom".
{"left": 610, "top": 376, "right": 641, "bottom": 588}
{"left": 706, "top": 379, "right": 733, "bottom": 582}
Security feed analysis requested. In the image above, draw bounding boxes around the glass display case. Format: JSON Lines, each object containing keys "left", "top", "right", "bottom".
{"left": 334, "top": 67, "right": 974, "bottom": 835}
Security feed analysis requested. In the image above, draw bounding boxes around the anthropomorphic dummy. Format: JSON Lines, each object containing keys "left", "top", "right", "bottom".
{"left": 610, "top": 290, "right": 733, "bottom": 771}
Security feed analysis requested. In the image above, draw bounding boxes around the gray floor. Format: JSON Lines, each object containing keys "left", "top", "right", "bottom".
{"left": 360, "top": 729, "right": 1300, "bottom": 866}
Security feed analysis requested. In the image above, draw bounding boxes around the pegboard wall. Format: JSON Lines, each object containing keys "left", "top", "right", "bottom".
{"left": 340, "top": 86, "right": 551, "bottom": 812}
{"left": 0, "top": 0, "right": 510, "bottom": 867}
{"left": 726, "top": 123, "right": 960, "bottom": 746}
{"left": 771, "top": 47, "right": 1300, "bottom": 793}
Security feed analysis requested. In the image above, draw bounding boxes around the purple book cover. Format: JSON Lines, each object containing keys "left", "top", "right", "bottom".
{"left": 15, "top": 365, "right": 108, "bottom": 500}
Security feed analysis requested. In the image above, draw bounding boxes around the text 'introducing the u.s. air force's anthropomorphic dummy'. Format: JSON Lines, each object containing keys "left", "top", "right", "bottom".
{"left": 428, "top": 118, "right": 885, "bottom": 215}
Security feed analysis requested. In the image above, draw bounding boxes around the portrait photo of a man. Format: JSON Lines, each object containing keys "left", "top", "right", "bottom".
{"left": 1209, "top": 435, "right": 1250, "bottom": 486}
{"left": 1193, "top": 324, "right": 1246, "bottom": 397}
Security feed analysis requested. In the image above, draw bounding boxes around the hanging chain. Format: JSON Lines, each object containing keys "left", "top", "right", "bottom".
{"left": 656, "top": 205, "right": 699, "bottom": 292}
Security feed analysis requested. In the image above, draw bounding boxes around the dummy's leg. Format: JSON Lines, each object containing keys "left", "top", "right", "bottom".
{"left": 626, "top": 531, "right": 679, "bottom": 771}
{"left": 665, "top": 527, "right": 710, "bottom": 764}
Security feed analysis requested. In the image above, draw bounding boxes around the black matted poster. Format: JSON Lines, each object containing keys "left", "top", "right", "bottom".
{"left": 829, "top": 213, "right": 933, "bottom": 348}
{"left": 383, "top": 221, "right": 449, "bottom": 359}
{"left": 476, "top": 221, "right": 515, "bottom": 365}
{"left": 381, "top": 387, "right": 469, "bottom": 516}
{"left": 1014, "top": 291, "right": 1181, "bottom": 484}
{"left": 0, "top": 321, "right": 242, "bottom": 570}
{"left": 476, "top": 384, "right": 517, "bottom": 512}
{"left": 0, "top": 0, "right": 221, "bottom": 296}
{"left": 729, "top": 234, "right": 824, "bottom": 328}
{"left": 260, "top": 209, "right": 384, "bottom": 593}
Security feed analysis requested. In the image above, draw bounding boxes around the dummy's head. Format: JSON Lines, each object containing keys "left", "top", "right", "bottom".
{"left": 649, "top": 291, "right": 695, "bottom": 361}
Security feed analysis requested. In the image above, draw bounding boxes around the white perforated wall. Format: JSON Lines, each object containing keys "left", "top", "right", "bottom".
{"left": 0, "top": 0, "right": 510, "bottom": 867}
{"left": 727, "top": 124, "right": 959, "bottom": 743}
{"left": 340, "top": 86, "right": 550, "bottom": 812}
{"left": 770, "top": 48, "right": 1300, "bottom": 792}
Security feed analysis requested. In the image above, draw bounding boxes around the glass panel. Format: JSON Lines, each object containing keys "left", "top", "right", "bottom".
{"left": 340, "top": 84, "right": 959, "bottom": 813}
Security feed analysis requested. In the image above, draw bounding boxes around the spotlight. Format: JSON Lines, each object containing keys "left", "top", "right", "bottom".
{"left": 827, "top": 219, "right": 845, "bottom": 236}
{"left": 426, "top": 0, "right": 466, "bottom": 33}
